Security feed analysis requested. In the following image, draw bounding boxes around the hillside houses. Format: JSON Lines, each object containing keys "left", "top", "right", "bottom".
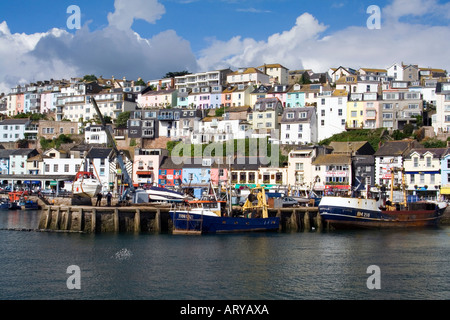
{"left": 0, "top": 61, "right": 450, "bottom": 200}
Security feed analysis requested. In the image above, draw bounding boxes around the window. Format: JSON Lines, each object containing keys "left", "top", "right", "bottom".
{"left": 64, "top": 164, "right": 69, "bottom": 172}
{"left": 413, "top": 157, "right": 419, "bottom": 168}
{"left": 53, "top": 164, "right": 58, "bottom": 172}
{"left": 410, "top": 174, "right": 415, "bottom": 184}
{"left": 366, "top": 110, "right": 376, "bottom": 117}
{"left": 426, "top": 157, "right": 431, "bottom": 167}
{"left": 420, "top": 173, "right": 425, "bottom": 184}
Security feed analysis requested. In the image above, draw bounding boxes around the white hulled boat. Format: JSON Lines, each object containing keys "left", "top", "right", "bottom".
{"left": 72, "top": 171, "right": 102, "bottom": 198}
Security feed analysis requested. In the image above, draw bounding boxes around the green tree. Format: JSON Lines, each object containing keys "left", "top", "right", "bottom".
{"left": 115, "top": 111, "right": 130, "bottom": 128}
{"left": 83, "top": 74, "right": 97, "bottom": 82}
{"left": 163, "top": 71, "right": 190, "bottom": 78}
{"left": 135, "top": 78, "right": 146, "bottom": 86}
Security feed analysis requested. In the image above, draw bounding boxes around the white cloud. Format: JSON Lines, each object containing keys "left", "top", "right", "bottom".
{"left": 107, "top": 0, "right": 166, "bottom": 30}
{"left": 383, "top": 0, "right": 450, "bottom": 20}
{"left": 197, "top": 13, "right": 327, "bottom": 71}
{"left": 0, "top": 0, "right": 198, "bottom": 93}
{"left": 198, "top": 2, "right": 450, "bottom": 73}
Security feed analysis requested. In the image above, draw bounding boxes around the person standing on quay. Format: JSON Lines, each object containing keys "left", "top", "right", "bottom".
{"left": 96, "top": 192, "right": 103, "bottom": 206}
{"left": 106, "top": 192, "right": 112, "bottom": 207}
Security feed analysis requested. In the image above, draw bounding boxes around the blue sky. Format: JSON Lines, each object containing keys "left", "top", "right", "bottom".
{"left": 2, "top": 0, "right": 376, "bottom": 51}
{"left": 0, "top": 0, "right": 449, "bottom": 92}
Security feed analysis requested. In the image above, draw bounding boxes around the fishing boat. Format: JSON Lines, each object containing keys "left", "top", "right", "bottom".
{"left": 145, "top": 186, "right": 187, "bottom": 203}
{"left": 72, "top": 171, "right": 102, "bottom": 198}
{"left": 22, "top": 199, "right": 40, "bottom": 210}
{"left": 6, "top": 191, "right": 39, "bottom": 210}
{"left": 319, "top": 197, "right": 446, "bottom": 229}
{"left": 0, "top": 198, "right": 10, "bottom": 210}
{"left": 319, "top": 168, "right": 447, "bottom": 229}
{"left": 169, "top": 185, "right": 280, "bottom": 234}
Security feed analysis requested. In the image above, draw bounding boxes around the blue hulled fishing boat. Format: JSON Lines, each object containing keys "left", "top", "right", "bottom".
{"left": 170, "top": 185, "right": 279, "bottom": 234}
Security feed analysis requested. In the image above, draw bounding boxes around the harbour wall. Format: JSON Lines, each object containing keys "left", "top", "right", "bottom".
{"left": 34, "top": 195, "right": 450, "bottom": 233}
{"left": 37, "top": 205, "right": 322, "bottom": 233}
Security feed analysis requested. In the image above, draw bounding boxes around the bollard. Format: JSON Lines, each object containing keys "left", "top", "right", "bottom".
{"left": 304, "top": 211, "right": 310, "bottom": 231}
{"left": 154, "top": 209, "right": 161, "bottom": 233}
{"left": 135, "top": 209, "right": 141, "bottom": 233}
{"left": 114, "top": 208, "right": 119, "bottom": 232}
{"left": 316, "top": 212, "right": 322, "bottom": 231}
{"left": 91, "top": 209, "right": 97, "bottom": 233}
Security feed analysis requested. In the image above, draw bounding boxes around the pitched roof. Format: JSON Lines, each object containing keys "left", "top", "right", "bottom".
{"left": 0, "top": 119, "right": 30, "bottom": 125}
{"left": 257, "top": 63, "right": 288, "bottom": 70}
{"left": 329, "top": 141, "right": 375, "bottom": 155}
{"left": 312, "top": 154, "right": 351, "bottom": 165}
{"left": 281, "top": 107, "right": 315, "bottom": 123}
{"left": 229, "top": 67, "right": 265, "bottom": 75}
{"left": 406, "top": 148, "right": 449, "bottom": 159}
{"left": 374, "top": 140, "right": 422, "bottom": 156}
{"left": 86, "top": 147, "right": 113, "bottom": 159}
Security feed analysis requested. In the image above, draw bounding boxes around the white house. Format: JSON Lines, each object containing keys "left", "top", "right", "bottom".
{"left": 0, "top": 119, "right": 30, "bottom": 142}
{"left": 10, "top": 149, "right": 39, "bottom": 176}
{"left": 432, "top": 82, "right": 450, "bottom": 134}
{"left": 193, "top": 117, "right": 251, "bottom": 145}
{"left": 316, "top": 89, "right": 348, "bottom": 141}
{"left": 280, "top": 107, "right": 317, "bottom": 145}
{"left": 85, "top": 148, "right": 115, "bottom": 192}
{"left": 387, "top": 62, "right": 404, "bottom": 81}
{"left": 227, "top": 67, "right": 270, "bottom": 86}
{"left": 85, "top": 124, "right": 109, "bottom": 145}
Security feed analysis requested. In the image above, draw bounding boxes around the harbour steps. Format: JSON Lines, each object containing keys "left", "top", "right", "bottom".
{"left": 37, "top": 205, "right": 323, "bottom": 234}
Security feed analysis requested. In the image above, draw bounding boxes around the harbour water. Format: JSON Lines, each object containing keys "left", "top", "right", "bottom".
{"left": 0, "top": 210, "right": 449, "bottom": 301}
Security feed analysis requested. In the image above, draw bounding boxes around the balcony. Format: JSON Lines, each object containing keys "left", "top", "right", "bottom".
{"left": 158, "top": 114, "right": 174, "bottom": 121}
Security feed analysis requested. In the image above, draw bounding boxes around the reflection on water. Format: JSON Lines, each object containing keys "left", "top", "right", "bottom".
{"left": 0, "top": 211, "right": 449, "bottom": 300}
{"left": 0, "top": 210, "right": 42, "bottom": 230}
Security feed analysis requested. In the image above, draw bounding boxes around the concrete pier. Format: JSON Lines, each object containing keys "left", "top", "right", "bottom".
{"left": 38, "top": 205, "right": 321, "bottom": 233}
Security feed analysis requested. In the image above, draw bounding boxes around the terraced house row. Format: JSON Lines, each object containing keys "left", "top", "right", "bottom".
{"left": 2, "top": 139, "right": 450, "bottom": 203}
{"left": 1, "top": 62, "right": 449, "bottom": 147}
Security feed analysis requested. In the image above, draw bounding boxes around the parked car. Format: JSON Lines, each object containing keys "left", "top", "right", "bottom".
{"left": 281, "top": 196, "right": 300, "bottom": 207}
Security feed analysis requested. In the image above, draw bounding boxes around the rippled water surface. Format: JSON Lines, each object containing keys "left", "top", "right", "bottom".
{"left": 0, "top": 210, "right": 449, "bottom": 300}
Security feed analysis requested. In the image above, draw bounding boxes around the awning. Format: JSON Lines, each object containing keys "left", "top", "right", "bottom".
{"left": 136, "top": 171, "right": 153, "bottom": 175}
{"left": 440, "top": 187, "right": 450, "bottom": 195}
{"left": 234, "top": 184, "right": 275, "bottom": 189}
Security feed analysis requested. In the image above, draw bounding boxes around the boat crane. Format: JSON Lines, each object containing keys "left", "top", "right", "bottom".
{"left": 91, "top": 98, "right": 136, "bottom": 205}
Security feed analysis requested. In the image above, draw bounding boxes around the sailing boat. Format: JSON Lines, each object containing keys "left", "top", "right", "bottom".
{"left": 72, "top": 160, "right": 102, "bottom": 198}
